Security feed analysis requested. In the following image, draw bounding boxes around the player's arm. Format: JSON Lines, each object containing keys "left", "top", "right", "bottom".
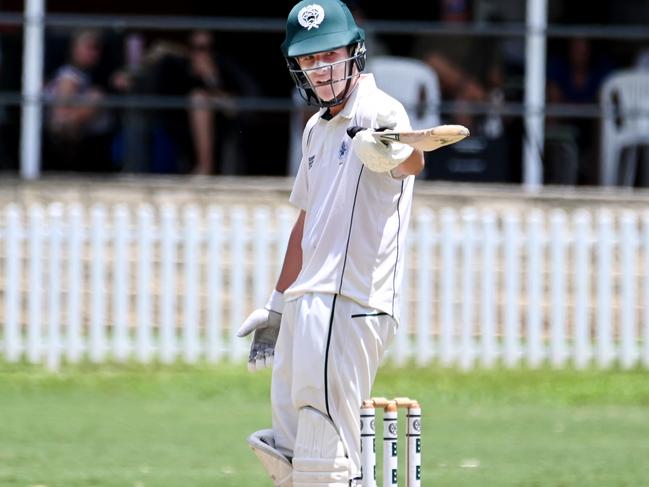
{"left": 236, "top": 210, "right": 305, "bottom": 371}
{"left": 391, "top": 148, "right": 425, "bottom": 178}
{"left": 276, "top": 210, "right": 305, "bottom": 292}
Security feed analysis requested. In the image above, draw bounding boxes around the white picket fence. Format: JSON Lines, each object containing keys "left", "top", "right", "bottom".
{"left": 1, "top": 202, "right": 648, "bottom": 371}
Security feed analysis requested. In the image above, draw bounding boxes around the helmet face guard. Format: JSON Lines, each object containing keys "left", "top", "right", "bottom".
{"left": 282, "top": 0, "right": 366, "bottom": 107}
{"left": 287, "top": 42, "right": 366, "bottom": 107}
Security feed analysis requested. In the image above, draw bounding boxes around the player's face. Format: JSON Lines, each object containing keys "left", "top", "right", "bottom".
{"left": 296, "top": 47, "right": 354, "bottom": 101}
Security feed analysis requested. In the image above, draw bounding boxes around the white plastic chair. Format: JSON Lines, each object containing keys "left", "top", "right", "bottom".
{"left": 600, "top": 70, "right": 649, "bottom": 186}
{"left": 366, "top": 55, "right": 441, "bottom": 130}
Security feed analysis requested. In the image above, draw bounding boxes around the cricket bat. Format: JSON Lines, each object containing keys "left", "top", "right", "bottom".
{"left": 347, "top": 124, "right": 470, "bottom": 152}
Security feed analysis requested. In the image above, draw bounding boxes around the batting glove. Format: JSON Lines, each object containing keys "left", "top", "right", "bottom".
{"left": 237, "top": 290, "right": 284, "bottom": 372}
{"left": 351, "top": 128, "right": 413, "bottom": 173}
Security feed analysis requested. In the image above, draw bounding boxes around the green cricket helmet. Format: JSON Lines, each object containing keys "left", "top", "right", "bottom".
{"left": 282, "top": 0, "right": 367, "bottom": 107}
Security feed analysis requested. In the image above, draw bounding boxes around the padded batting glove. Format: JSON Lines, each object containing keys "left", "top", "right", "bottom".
{"left": 350, "top": 127, "right": 413, "bottom": 173}
{"left": 236, "top": 290, "right": 284, "bottom": 372}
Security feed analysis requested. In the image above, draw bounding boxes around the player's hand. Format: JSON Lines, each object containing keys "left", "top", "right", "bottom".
{"left": 236, "top": 290, "right": 284, "bottom": 372}
{"left": 351, "top": 128, "right": 413, "bottom": 173}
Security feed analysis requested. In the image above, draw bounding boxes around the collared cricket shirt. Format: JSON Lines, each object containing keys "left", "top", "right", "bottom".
{"left": 285, "top": 74, "right": 415, "bottom": 322}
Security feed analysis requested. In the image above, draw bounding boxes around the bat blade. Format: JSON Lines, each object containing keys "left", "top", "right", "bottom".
{"left": 374, "top": 124, "right": 470, "bottom": 152}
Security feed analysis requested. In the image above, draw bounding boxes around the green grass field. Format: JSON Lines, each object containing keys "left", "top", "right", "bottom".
{"left": 1, "top": 362, "right": 649, "bottom": 487}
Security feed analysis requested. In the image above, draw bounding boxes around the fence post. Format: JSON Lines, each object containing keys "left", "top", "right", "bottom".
{"left": 27, "top": 205, "right": 44, "bottom": 364}
{"left": 480, "top": 210, "right": 498, "bottom": 367}
{"left": 206, "top": 207, "right": 224, "bottom": 362}
{"left": 523, "top": 0, "right": 548, "bottom": 188}
{"left": 46, "top": 203, "right": 63, "bottom": 371}
{"left": 440, "top": 208, "right": 457, "bottom": 366}
{"left": 90, "top": 205, "right": 108, "bottom": 363}
{"left": 136, "top": 205, "right": 154, "bottom": 363}
{"left": 66, "top": 205, "right": 84, "bottom": 363}
{"left": 253, "top": 207, "right": 271, "bottom": 308}
{"left": 19, "top": 0, "right": 45, "bottom": 180}
{"left": 229, "top": 207, "right": 247, "bottom": 362}
{"left": 573, "top": 210, "right": 592, "bottom": 369}
{"left": 549, "top": 209, "right": 568, "bottom": 368}
{"left": 415, "top": 209, "right": 434, "bottom": 366}
{"left": 459, "top": 208, "right": 477, "bottom": 370}
{"left": 596, "top": 210, "right": 614, "bottom": 368}
{"left": 620, "top": 211, "right": 638, "bottom": 369}
{"left": 182, "top": 205, "right": 201, "bottom": 364}
{"left": 113, "top": 205, "right": 131, "bottom": 362}
{"left": 5, "top": 205, "right": 23, "bottom": 362}
{"left": 503, "top": 211, "right": 522, "bottom": 367}
{"left": 643, "top": 211, "right": 649, "bottom": 368}
{"left": 160, "top": 204, "right": 178, "bottom": 364}
{"left": 526, "top": 209, "right": 544, "bottom": 368}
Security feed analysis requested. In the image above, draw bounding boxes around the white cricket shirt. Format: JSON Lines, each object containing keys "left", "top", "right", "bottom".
{"left": 285, "top": 74, "right": 415, "bottom": 322}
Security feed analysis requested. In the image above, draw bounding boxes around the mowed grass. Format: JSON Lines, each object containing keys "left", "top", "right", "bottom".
{"left": 1, "top": 362, "right": 649, "bottom": 487}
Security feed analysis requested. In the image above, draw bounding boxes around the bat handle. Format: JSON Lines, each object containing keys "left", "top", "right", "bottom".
{"left": 346, "top": 125, "right": 365, "bottom": 139}
{"left": 346, "top": 125, "right": 391, "bottom": 139}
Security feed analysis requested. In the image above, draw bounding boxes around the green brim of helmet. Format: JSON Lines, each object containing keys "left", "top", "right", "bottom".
{"left": 282, "top": 28, "right": 364, "bottom": 58}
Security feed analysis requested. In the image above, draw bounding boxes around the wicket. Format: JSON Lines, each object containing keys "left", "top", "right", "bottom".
{"left": 360, "top": 397, "right": 422, "bottom": 487}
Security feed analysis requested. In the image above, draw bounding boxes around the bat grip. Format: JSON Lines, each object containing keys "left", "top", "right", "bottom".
{"left": 346, "top": 125, "right": 391, "bottom": 139}
{"left": 346, "top": 126, "right": 365, "bottom": 139}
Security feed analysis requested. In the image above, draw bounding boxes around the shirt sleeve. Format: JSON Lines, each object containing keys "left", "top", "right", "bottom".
{"left": 289, "top": 116, "right": 319, "bottom": 210}
{"left": 289, "top": 143, "right": 308, "bottom": 210}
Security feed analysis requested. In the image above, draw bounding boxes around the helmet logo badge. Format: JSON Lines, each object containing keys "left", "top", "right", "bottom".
{"left": 298, "top": 4, "right": 325, "bottom": 30}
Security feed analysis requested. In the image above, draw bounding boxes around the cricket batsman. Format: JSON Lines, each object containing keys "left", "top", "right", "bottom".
{"left": 236, "top": 0, "right": 425, "bottom": 485}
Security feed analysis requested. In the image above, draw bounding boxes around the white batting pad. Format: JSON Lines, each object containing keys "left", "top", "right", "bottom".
{"left": 292, "top": 407, "right": 351, "bottom": 486}
{"left": 247, "top": 429, "right": 293, "bottom": 486}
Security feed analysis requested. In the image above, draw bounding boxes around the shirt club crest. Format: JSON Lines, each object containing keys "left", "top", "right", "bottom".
{"left": 338, "top": 141, "right": 348, "bottom": 164}
{"left": 298, "top": 4, "right": 325, "bottom": 30}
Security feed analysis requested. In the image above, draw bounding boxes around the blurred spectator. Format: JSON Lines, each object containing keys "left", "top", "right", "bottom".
{"left": 42, "top": 29, "right": 115, "bottom": 172}
{"left": 545, "top": 37, "right": 616, "bottom": 185}
{"left": 141, "top": 29, "right": 260, "bottom": 175}
{"left": 474, "top": 0, "right": 526, "bottom": 92}
{"left": 411, "top": 0, "right": 505, "bottom": 134}
{"left": 106, "top": 31, "right": 152, "bottom": 173}
{"left": 636, "top": 47, "right": 649, "bottom": 70}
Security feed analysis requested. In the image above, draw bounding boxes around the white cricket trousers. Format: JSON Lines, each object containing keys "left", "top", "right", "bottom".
{"left": 271, "top": 292, "right": 397, "bottom": 479}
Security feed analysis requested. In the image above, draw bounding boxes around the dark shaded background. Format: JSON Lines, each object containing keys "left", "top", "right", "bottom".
{"left": 0, "top": 0, "right": 648, "bottom": 180}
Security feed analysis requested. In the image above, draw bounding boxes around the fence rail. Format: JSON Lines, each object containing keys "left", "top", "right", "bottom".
{"left": 1, "top": 203, "right": 648, "bottom": 370}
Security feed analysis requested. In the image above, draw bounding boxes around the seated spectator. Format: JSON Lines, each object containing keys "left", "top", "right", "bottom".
{"left": 545, "top": 37, "right": 616, "bottom": 185}
{"left": 104, "top": 30, "right": 152, "bottom": 173}
{"left": 142, "top": 29, "right": 260, "bottom": 175}
{"left": 43, "top": 28, "right": 115, "bottom": 172}
{"left": 411, "top": 0, "right": 505, "bottom": 135}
